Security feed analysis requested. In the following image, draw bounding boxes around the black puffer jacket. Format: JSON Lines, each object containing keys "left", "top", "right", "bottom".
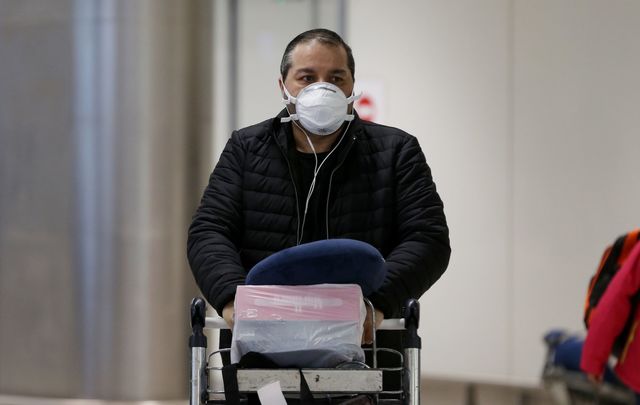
{"left": 187, "top": 110, "right": 450, "bottom": 318}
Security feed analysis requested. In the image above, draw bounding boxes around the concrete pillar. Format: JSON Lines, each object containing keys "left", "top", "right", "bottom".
{"left": 0, "top": 0, "right": 212, "bottom": 400}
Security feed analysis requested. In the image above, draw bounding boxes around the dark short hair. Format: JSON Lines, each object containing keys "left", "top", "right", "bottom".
{"left": 280, "top": 28, "right": 355, "bottom": 81}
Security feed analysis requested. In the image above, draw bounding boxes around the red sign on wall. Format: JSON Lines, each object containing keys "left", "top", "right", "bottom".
{"left": 353, "top": 80, "right": 385, "bottom": 124}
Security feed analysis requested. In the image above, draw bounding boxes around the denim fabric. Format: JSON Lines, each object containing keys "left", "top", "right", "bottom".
{"left": 554, "top": 337, "right": 621, "bottom": 385}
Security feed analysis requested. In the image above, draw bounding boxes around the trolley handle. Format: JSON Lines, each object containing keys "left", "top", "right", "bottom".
{"left": 403, "top": 298, "right": 421, "bottom": 349}
{"left": 190, "top": 297, "right": 207, "bottom": 348}
{"left": 203, "top": 316, "right": 405, "bottom": 330}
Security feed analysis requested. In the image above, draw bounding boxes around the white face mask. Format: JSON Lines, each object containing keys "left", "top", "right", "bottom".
{"left": 280, "top": 81, "right": 359, "bottom": 136}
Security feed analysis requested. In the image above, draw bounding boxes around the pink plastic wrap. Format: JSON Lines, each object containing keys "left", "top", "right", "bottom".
{"left": 231, "top": 284, "right": 366, "bottom": 367}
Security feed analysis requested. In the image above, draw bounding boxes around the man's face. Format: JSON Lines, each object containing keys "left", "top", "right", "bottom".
{"left": 280, "top": 40, "right": 354, "bottom": 99}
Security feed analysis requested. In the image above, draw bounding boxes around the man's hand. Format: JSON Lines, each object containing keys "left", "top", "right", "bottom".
{"left": 362, "top": 306, "right": 384, "bottom": 345}
{"left": 222, "top": 301, "right": 235, "bottom": 329}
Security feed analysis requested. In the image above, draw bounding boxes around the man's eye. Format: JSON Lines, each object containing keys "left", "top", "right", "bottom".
{"left": 301, "top": 76, "right": 314, "bottom": 82}
{"left": 332, "top": 76, "right": 344, "bottom": 83}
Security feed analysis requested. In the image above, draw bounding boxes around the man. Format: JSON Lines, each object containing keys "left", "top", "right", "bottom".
{"left": 187, "top": 28, "right": 450, "bottom": 345}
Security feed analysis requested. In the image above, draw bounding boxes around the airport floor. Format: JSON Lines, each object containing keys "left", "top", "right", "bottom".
{"left": 422, "top": 379, "right": 551, "bottom": 405}
{"left": 0, "top": 380, "right": 552, "bottom": 405}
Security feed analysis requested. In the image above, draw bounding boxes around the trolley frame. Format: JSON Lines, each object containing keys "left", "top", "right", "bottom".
{"left": 189, "top": 297, "right": 422, "bottom": 405}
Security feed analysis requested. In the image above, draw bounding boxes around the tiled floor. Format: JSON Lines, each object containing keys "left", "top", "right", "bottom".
{"left": 422, "top": 379, "right": 553, "bottom": 405}
{"left": 1, "top": 381, "right": 554, "bottom": 405}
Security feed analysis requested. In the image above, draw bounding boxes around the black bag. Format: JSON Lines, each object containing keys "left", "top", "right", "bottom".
{"left": 222, "top": 352, "right": 373, "bottom": 404}
{"left": 583, "top": 228, "right": 640, "bottom": 356}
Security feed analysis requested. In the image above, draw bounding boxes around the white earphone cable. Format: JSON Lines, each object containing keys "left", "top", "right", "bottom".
{"left": 293, "top": 119, "right": 352, "bottom": 245}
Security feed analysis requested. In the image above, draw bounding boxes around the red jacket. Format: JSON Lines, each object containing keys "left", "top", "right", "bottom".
{"left": 581, "top": 242, "right": 640, "bottom": 392}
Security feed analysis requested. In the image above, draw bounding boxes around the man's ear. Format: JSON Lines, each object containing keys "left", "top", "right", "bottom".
{"left": 278, "top": 77, "right": 287, "bottom": 100}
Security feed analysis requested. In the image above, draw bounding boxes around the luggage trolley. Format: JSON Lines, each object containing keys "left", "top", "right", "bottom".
{"left": 189, "top": 297, "right": 422, "bottom": 404}
{"left": 541, "top": 330, "right": 636, "bottom": 405}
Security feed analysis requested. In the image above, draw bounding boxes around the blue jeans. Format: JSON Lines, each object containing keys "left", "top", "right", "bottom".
{"left": 553, "top": 336, "right": 640, "bottom": 403}
{"left": 553, "top": 337, "right": 620, "bottom": 385}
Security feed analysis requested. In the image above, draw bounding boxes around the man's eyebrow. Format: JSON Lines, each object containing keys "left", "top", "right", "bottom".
{"left": 293, "top": 68, "right": 316, "bottom": 75}
{"left": 328, "top": 69, "right": 348, "bottom": 76}
{"left": 292, "top": 68, "right": 348, "bottom": 75}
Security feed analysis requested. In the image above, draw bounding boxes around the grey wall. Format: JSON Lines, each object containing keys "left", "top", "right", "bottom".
{"left": 512, "top": 0, "right": 640, "bottom": 382}
{"left": 347, "top": 0, "right": 640, "bottom": 385}
{"left": 0, "top": 0, "right": 211, "bottom": 400}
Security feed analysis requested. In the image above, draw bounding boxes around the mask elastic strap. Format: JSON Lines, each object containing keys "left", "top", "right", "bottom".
{"left": 280, "top": 80, "right": 299, "bottom": 123}
{"left": 281, "top": 79, "right": 297, "bottom": 105}
{"left": 346, "top": 91, "right": 362, "bottom": 104}
{"left": 280, "top": 114, "right": 299, "bottom": 123}
{"left": 343, "top": 91, "right": 361, "bottom": 123}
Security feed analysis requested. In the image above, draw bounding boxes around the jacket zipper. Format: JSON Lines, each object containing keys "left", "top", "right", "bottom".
{"left": 325, "top": 134, "right": 357, "bottom": 239}
{"left": 275, "top": 139, "right": 302, "bottom": 245}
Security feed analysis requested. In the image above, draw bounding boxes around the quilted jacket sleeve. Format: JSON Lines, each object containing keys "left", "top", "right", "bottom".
{"left": 581, "top": 242, "right": 640, "bottom": 376}
{"left": 187, "top": 132, "right": 247, "bottom": 315}
{"left": 368, "top": 135, "right": 451, "bottom": 318}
